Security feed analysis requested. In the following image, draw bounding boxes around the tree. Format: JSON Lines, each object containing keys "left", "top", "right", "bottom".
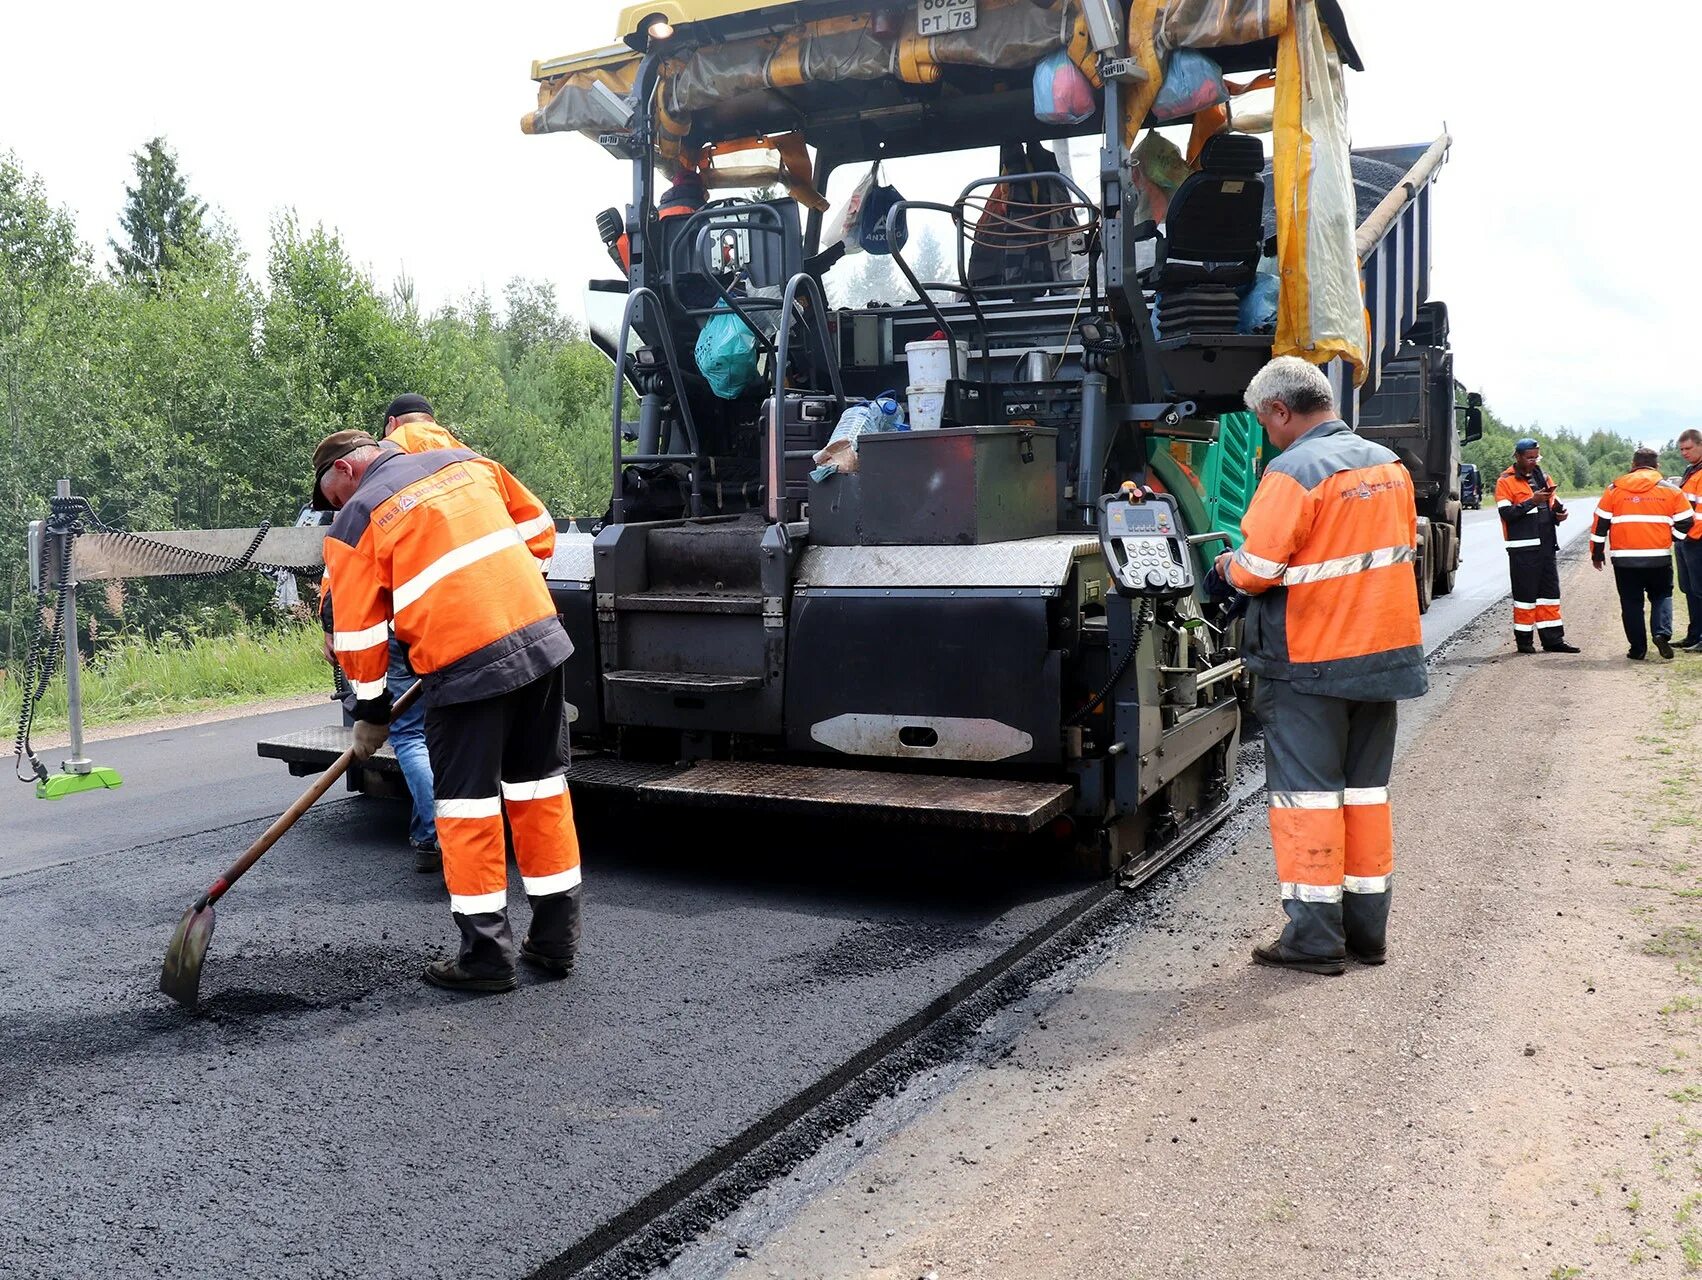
{"left": 909, "top": 229, "right": 948, "bottom": 290}
{"left": 110, "top": 138, "right": 207, "bottom": 287}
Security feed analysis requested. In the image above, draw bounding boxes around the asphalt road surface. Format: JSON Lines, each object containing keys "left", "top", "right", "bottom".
{"left": 0, "top": 507, "right": 1557, "bottom": 1280}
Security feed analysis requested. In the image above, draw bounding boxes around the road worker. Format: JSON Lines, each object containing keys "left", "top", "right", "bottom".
{"left": 311, "top": 428, "right": 581, "bottom": 992}
{"left": 380, "top": 392, "right": 469, "bottom": 454}
{"left": 1675, "top": 428, "right": 1702, "bottom": 651}
{"left": 316, "top": 396, "right": 473, "bottom": 872}
{"left": 1591, "top": 446, "right": 1697, "bottom": 659}
{"left": 1495, "top": 438, "right": 1579, "bottom": 654}
{"left": 1215, "top": 356, "right": 1428, "bottom": 975}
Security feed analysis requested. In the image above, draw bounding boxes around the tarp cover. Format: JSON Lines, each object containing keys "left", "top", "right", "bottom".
{"left": 525, "top": 0, "right": 1083, "bottom": 145}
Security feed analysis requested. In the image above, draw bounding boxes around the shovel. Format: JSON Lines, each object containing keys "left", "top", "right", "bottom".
{"left": 160, "top": 682, "right": 422, "bottom": 1008}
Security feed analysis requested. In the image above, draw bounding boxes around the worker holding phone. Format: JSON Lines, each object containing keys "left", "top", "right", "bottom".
{"left": 1495, "top": 438, "right": 1579, "bottom": 654}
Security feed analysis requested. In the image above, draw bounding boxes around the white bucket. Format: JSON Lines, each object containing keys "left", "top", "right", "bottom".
{"left": 906, "top": 386, "right": 946, "bottom": 431}
{"left": 903, "top": 339, "right": 969, "bottom": 388}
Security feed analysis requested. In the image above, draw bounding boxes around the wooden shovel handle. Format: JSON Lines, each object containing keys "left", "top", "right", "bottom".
{"left": 199, "top": 681, "right": 425, "bottom": 909}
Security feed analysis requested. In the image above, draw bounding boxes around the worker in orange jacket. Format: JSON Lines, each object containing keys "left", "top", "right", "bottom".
{"left": 311, "top": 429, "right": 580, "bottom": 993}
{"left": 1675, "top": 428, "right": 1702, "bottom": 651}
{"left": 1217, "top": 357, "right": 1428, "bottom": 976}
{"left": 1591, "top": 446, "right": 1697, "bottom": 659}
{"left": 316, "top": 395, "right": 475, "bottom": 872}
{"left": 1494, "top": 438, "right": 1579, "bottom": 654}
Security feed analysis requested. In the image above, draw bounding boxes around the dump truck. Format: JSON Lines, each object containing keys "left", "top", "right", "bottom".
{"left": 260, "top": 0, "right": 1471, "bottom": 875}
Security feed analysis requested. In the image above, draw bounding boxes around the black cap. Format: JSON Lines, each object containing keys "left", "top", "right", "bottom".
{"left": 382, "top": 393, "right": 434, "bottom": 423}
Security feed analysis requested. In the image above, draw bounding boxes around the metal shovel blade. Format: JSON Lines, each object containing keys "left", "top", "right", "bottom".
{"left": 159, "top": 903, "right": 216, "bottom": 1008}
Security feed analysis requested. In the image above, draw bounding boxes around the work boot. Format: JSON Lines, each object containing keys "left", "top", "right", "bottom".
{"left": 411, "top": 839, "right": 441, "bottom": 874}
{"left": 521, "top": 889, "right": 581, "bottom": 978}
{"left": 1628, "top": 648, "right": 1647, "bottom": 661}
{"left": 1348, "top": 946, "right": 1388, "bottom": 966}
{"left": 1684, "top": 638, "right": 1702, "bottom": 653}
{"left": 425, "top": 909, "right": 517, "bottom": 994}
{"left": 1515, "top": 639, "right": 1536, "bottom": 655}
{"left": 1252, "top": 941, "right": 1347, "bottom": 976}
{"left": 1655, "top": 635, "right": 1675, "bottom": 659}
{"left": 1541, "top": 641, "right": 1581, "bottom": 654}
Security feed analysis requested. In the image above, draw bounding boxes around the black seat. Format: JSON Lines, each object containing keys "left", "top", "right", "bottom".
{"left": 1146, "top": 133, "right": 1266, "bottom": 291}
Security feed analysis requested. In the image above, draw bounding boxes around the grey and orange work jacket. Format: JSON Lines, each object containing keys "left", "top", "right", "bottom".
{"left": 1225, "top": 419, "right": 1428, "bottom": 702}
{"left": 1494, "top": 465, "right": 1564, "bottom": 551}
{"left": 323, "top": 445, "right": 569, "bottom": 723}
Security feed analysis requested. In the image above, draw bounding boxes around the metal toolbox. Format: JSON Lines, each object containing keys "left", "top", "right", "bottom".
{"left": 808, "top": 426, "right": 1058, "bottom": 546}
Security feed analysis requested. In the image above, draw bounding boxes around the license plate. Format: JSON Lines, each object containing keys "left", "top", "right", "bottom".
{"left": 918, "top": 0, "right": 977, "bottom": 37}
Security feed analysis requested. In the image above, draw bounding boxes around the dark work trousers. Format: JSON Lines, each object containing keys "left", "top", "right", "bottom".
{"left": 1506, "top": 546, "right": 1565, "bottom": 648}
{"left": 1677, "top": 539, "right": 1702, "bottom": 645}
{"left": 424, "top": 664, "right": 581, "bottom": 975}
{"left": 1253, "top": 677, "right": 1397, "bottom": 961}
{"left": 1611, "top": 561, "right": 1674, "bottom": 656}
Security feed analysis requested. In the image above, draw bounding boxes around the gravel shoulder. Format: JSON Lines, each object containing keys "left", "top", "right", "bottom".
{"left": 725, "top": 558, "right": 1702, "bottom": 1280}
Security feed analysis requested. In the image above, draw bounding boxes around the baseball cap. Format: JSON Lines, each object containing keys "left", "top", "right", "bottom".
{"left": 382, "top": 393, "right": 435, "bottom": 423}
{"left": 1514, "top": 438, "right": 1540, "bottom": 454}
{"left": 311, "top": 429, "right": 376, "bottom": 511}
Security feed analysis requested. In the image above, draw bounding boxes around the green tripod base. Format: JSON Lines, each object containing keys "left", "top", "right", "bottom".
{"left": 36, "top": 766, "right": 124, "bottom": 800}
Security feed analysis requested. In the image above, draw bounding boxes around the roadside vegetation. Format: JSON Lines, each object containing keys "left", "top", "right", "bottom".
{"left": 0, "top": 620, "right": 329, "bottom": 737}
{"left": 0, "top": 139, "right": 617, "bottom": 723}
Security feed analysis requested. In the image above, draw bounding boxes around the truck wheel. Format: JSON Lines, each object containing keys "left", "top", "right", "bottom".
{"left": 1433, "top": 524, "right": 1458, "bottom": 598}
{"left": 1415, "top": 535, "right": 1434, "bottom": 614}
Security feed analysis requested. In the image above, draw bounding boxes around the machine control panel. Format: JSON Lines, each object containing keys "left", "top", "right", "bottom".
{"left": 1098, "top": 490, "right": 1195, "bottom": 599}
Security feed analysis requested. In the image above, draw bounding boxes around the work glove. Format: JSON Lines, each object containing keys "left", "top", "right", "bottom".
{"left": 351, "top": 719, "right": 390, "bottom": 762}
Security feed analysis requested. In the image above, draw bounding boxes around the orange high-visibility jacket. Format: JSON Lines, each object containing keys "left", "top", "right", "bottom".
{"left": 1226, "top": 419, "right": 1428, "bottom": 701}
{"left": 388, "top": 418, "right": 468, "bottom": 454}
{"left": 1494, "top": 465, "right": 1564, "bottom": 550}
{"left": 318, "top": 421, "right": 473, "bottom": 628}
{"left": 1681, "top": 462, "right": 1702, "bottom": 541}
{"left": 1589, "top": 468, "right": 1696, "bottom": 565}
{"left": 324, "top": 446, "right": 568, "bottom": 721}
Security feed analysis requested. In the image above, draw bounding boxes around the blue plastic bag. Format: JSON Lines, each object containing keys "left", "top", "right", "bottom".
{"left": 1237, "top": 273, "right": 1279, "bottom": 334}
{"left": 1153, "top": 50, "right": 1226, "bottom": 122}
{"left": 1033, "top": 51, "right": 1096, "bottom": 126}
{"left": 695, "top": 301, "right": 760, "bottom": 400}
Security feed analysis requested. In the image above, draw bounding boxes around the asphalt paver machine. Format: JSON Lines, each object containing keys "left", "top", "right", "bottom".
{"left": 260, "top": 0, "right": 1464, "bottom": 876}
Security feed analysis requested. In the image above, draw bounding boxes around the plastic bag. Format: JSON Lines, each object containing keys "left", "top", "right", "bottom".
{"left": 695, "top": 301, "right": 760, "bottom": 400}
{"left": 1237, "top": 271, "right": 1279, "bottom": 334}
{"left": 1033, "top": 51, "right": 1096, "bottom": 126}
{"left": 825, "top": 165, "right": 876, "bottom": 256}
{"left": 856, "top": 164, "right": 908, "bottom": 256}
{"left": 1153, "top": 50, "right": 1227, "bottom": 122}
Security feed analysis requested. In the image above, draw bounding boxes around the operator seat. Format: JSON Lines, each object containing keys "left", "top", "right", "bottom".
{"left": 1144, "top": 133, "right": 1265, "bottom": 339}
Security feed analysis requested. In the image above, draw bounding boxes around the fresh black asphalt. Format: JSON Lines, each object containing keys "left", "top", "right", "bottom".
{"left": 0, "top": 782, "right": 1087, "bottom": 1278}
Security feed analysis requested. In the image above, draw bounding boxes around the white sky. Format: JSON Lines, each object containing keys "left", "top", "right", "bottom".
{"left": 3, "top": 1, "right": 1697, "bottom": 443}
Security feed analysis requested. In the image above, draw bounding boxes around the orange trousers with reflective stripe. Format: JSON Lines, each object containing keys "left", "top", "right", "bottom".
{"left": 1254, "top": 678, "right": 1397, "bottom": 958}
{"left": 423, "top": 666, "right": 581, "bottom": 917}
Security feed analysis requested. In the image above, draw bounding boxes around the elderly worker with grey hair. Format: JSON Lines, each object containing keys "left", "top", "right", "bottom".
{"left": 1213, "top": 355, "right": 1427, "bottom": 975}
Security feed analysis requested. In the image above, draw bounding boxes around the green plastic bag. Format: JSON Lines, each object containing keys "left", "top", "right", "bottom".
{"left": 695, "top": 300, "right": 760, "bottom": 400}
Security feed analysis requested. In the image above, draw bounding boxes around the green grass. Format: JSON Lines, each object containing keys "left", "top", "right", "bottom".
{"left": 0, "top": 624, "right": 331, "bottom": 738}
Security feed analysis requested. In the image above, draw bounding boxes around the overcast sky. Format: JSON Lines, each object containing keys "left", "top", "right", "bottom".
{"left": 3, "top": 1, "right": 1694, "bottom": 443}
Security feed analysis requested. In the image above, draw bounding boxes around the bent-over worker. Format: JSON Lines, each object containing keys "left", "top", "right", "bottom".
{"left": 1591, "top": 446, "right": 1696, "bottom": 660}
{"left": 311, "top": 429, "right": 581, "bottom": 992}
{"left": 1215, "top": 356, "right": 1428, "bottom": 975}
{"left": 1495, "top": 438, "right": 1579, "bottom": 654}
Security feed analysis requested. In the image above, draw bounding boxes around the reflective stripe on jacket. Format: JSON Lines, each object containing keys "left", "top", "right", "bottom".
{"left": 1494, "top": 465, "right": 1562, "bottom": 551}
{"left": 1590, "top": 468, "right": 1696, "bottom": 564}
{"left": 1682, "top": 461, "right": 1702, "bottom": 541}
{"left": 324, "top": 446, "right": 569, "bottom": 720}
{"left": 1226, "top": 419, "right": 1428, "bottom": 701}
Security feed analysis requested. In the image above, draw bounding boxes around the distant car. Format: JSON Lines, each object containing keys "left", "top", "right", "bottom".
{"left": 1460, "top": 462, "right": 1482, "bottom": 509}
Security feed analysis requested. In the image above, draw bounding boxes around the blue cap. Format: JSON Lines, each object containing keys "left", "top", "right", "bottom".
{"left": 1514, "top": 438, "right": 1540, "bottom": 453}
